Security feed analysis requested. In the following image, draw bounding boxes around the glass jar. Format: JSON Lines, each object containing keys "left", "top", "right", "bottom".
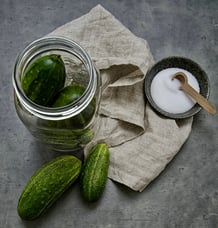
{"left": 13, "top": 36, "right": 101, "bottom": 151}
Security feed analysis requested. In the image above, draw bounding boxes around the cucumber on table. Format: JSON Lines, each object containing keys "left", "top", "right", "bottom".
{"left": 17, "top": 155, "right": 81, "bottom": 220}
{"left": 80, "top": 143, "right": 110, "bottom": 202}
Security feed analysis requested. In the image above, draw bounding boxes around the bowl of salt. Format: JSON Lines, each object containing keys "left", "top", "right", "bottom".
{"left": 144, "top": 56, "right": 210, "bottom": 119}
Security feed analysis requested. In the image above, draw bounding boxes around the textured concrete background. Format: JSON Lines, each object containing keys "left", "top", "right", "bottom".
{"left": 0, "top": 0, "right": 218, "bottom": 227}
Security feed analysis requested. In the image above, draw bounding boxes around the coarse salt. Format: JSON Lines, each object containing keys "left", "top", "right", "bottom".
{"left": 150, "top": 68, "right": 200, "bottom": 114}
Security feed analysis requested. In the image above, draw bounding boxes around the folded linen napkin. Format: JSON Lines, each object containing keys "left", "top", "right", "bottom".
{"left": 48, "top": 4, "right": 192, "bottom": 192}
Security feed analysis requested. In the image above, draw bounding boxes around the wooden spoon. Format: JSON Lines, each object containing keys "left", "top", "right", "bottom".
{"left": 172, "top": 72, "right": 217, "bottom": 115}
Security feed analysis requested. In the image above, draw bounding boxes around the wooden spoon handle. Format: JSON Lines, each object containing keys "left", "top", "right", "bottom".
{"left": 181, "top": 84, "right": 217, "bottom": 115}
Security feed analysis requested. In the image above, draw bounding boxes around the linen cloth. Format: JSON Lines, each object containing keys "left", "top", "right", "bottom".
{"left": 48, "top": 5, "right": 192, "bottom": 192}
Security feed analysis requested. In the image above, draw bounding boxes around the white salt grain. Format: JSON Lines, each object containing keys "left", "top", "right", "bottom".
{"left": 150, "top": 68, "right": 200, "bottom": 114}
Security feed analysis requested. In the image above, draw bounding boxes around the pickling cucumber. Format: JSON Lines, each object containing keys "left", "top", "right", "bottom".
{"left": 17, "top": 155, "right": 81, "bottom": 220}
{"left": 35, "top": 127, "right": 94, "bottom": 150}
{"left": 51, "top": 84, "right": 96, "bottom": 129}
{"left": 21, "top": 54, "right": 66, "bottom": 106}
{"left": 80, "top": 143, "right": 110, "bottom": 202}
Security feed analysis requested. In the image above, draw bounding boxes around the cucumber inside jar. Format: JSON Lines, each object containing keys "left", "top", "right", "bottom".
{"left": 51, "top": 84, "right": 96, "bottom": 129}
{"left": 33, "top": 127, "right": 94, "bottom": 149}
{"left": 21, "top": 54, "right": 66, "bottom": 106}
{"left": 40, "top": 84, "right": 95, "bottom": 149}
{"left": 21, "top": 54, "right": 96, "bottom": 150}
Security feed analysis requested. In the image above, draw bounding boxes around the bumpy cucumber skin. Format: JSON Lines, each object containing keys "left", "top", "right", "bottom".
{"left": 17, "top": 155, "right": 81, "bottom": 220}
{"left": 52, "top": 84, "right": 96, "bottom": 129}
{"left": 80, "top": 143, "right": 110, "bottom": 202}
{"left": 21, "top": 54, "right": 66, "bottom": 106}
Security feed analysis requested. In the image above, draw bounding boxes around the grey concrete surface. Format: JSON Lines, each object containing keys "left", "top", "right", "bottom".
{"left": 0, "top": 0, "right": 218, "bottom": 227}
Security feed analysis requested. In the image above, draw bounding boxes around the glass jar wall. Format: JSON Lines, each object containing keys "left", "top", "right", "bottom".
{"left": 13, "top": 37, "right": 101, "bottom": 151}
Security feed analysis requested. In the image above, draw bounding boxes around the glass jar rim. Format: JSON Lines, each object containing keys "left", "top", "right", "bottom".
{"left": 12, "top": 36, "right": 97, "bottom": 120}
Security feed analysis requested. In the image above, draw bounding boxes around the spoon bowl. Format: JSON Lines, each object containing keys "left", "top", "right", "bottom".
{"left": 172, "top": 72, "right": 216, "bottom": 115}
{"left": 144, "top": 56, "right": 211, "bottom": 119}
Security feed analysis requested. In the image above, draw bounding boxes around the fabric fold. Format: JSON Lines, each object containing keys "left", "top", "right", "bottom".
{"left": 48, "top": 4, "right": 193, "bottom": 191}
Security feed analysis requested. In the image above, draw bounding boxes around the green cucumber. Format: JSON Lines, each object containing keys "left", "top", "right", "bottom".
{"left": 17, "top": 155, "right": 81, "bottom": 220}
{"left": 51, "top": 84, "right": 84, "bottom": 107}
{"left": 21, "top": 54, "right": 66, "bottom": 106}
{"left": 35, "top": 127, "right": 94, "bottom": 149}
{"left": 80, "top": 143, "right": 110, "bottom": 202}
{"left": 51, "top": 84, "right": 96, "bottom": 129}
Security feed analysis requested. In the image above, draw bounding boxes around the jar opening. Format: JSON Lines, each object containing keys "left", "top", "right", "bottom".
{"left": 13, "top": 36, "right": 98, "bottom": 120}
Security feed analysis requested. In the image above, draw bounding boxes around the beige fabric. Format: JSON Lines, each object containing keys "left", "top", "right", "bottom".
{"left": 48, "top": 4, "right": 193, "bottom": 192}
